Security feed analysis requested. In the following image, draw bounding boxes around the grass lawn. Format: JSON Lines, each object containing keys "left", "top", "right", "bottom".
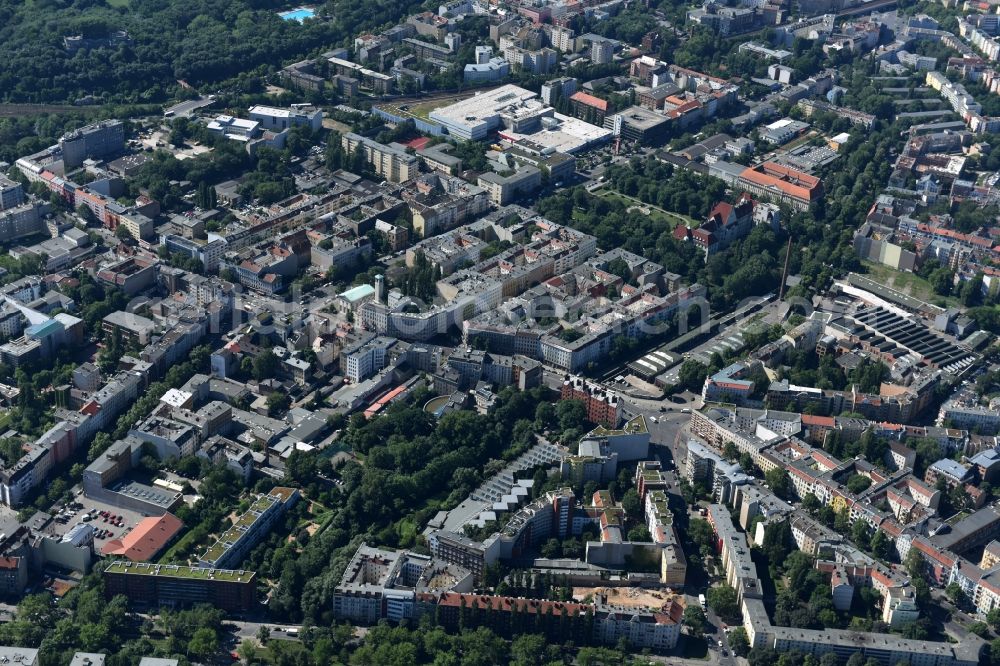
{"left": 861, "top": 261, "right": 960, "bottom": 308}
{"left": 401, "top": 95, "right": 471, "bottom": 121}
{"left": 597, "top": 190, "right": 698, "bottom": 229}
{"left": 394, "top": 516, "right": 419, "bottom": 546}
{"left": 946, "top": 511, "right": 971, "bottom": 525}
{"left": 407, "top": 99, "right": 444, "bottom": 120}
{"left": 321, "top": 117, "right": 353, "bottom": 134}
{"left": 157, "top": 527, "right": 207, "bottom": 565}
{"left": 240, "top": 643, "right": 271, "bottom": 664}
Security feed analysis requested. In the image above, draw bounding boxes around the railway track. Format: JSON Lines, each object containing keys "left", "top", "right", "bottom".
{"left": 0, "top": 103, "right": 86, "bottom": 117}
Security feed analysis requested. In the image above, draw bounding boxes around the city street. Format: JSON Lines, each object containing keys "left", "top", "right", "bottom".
{"left": 929, "top": 589, "right": 975, "bottom": 643}
{"left": 623, "top": 392, "right": 701, "bottom": 458}
{"left": 228, "top": 620, "right": 302, "bottom": 640}
{"left": 704, "top": 605, "right": 739, "bottom": 666}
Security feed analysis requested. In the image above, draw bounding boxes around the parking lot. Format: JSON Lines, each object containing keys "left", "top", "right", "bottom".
{"left": 40, "top": 490, "right": 149, "bottom": 552}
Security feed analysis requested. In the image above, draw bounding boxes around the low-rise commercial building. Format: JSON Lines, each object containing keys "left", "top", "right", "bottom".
{"left": 101, "top": 513, "right": 184, "bottom": 562}
{"left": 248, "top": 105, "right": 323, "bottom": 132}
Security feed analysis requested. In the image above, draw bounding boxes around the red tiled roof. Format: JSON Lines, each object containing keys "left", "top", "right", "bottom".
{"left": 789, "top": 466, "right": 816, "bottom": 482}
{"left": 739, "top": 161, "right": 822, "bottom": 203}
{"left": 871, "top": 569, "right": 894, "bottom": 587}
{"left": 101, "top": 513, "right": 183, "bottom": 561}
{"left": 693, "top": 228, "right": 715, "bottom": 245}
{"left": 887, "top": 488, "right": 914, "bottom": 507}
{"left": 812, "top": 452, "right": 841, "bottom": 470}
{"left": 905, "top": 478, "right": 933, "bottom": 497}
{"left": 365, "top": 384, "right": 411, "bottom": 418}
{"left": 404, "top": 137, "right": 431, "bottom": 150}
{"left": 709, "top": 201, "right": 734, "bottom": 223}
{"left": 912, "top": 538, "right": 955, "bottom": 567}
{"left": 881, "top": 520, "right": 903, "bottom": 537}
{"left": 667, "top": 100, "right": 701, "bottom": 117}
{"left": 917, "top": 223, "right": 993, "bottom": 249}
{"left": 707, "top": 380, "right": 753, "bottom": 391}
{"left": 435, "top": 593, "right": 588, "bottom": 616}
{"left": 569, "top": 91, "right": 609, "bottom": 112}
{"left": 668, "top": 64, "right": 728, "bottom": 84}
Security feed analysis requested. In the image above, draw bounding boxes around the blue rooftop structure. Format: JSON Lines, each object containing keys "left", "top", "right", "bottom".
{"left": 709, "top": 362, "right": 754, "bottom": 389}
{"left": 26, "top": 319, "right": 63, "bottom": 340}
{"left": 928, "top": 458, "right": 971, "bottom": 482}
{"left": 339, "top": 284, "right": 375, "bottom": 304}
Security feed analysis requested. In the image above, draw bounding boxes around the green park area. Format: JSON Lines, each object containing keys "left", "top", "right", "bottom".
{"left": 862, "top": 261, "right": 960, "bottom": 309}
{"left": 596, "top": 189, "right": 699, "bottom": 229}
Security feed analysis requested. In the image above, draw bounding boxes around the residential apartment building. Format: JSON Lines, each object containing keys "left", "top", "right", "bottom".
{"left": 0, "top": 201, "right": 48, "bottom": 242}
{"left": 341, "top": 133, "right": 419, "bottom": 183}
{"left": 341, "top": 335, "right": 398, "bottom": 383}
{"left": 280, "top": 60, "right": 328, "bottom": 92}
{"left": 477, "top": 166, "right": 541, "bottom": 205}
{"left": 685, "top": 439, "right": 752, "bottom": 503}
{"left": 426, "top": 530, "right": 500, "bottom": 581}
{"left": 421, "top": 590, "right": 679, "bottom": 649}
{"left": 162, "top": 235, "right": 226, "bottom": 272}
{"left": 560, "top": 375, "right": 621, "bottom": 425}
{"left": 549, "top": 26, "right": 575, "bottom": 51}
{"left": 406, "top": 173, "right": 490, "bottom": 237}
{"left": 60, "top": 120, "right": 125, "bottom": 168}
{"left": 644, "top": 489, "right": 688, "bottom": 587}
{"left": 328, "top": 56, "right": 395, "bottom": 94}
{"left": 541, "top": 77, "right": 578, "bottom": 105}
{"left": 506, "top": 47, "right": 558, "bottom": 74}
{"left": 103, "top": 561, "right": 257, "bottom": 612}
{"left": 198, "top": 488, "right": 299, "bottom": 569}
{"left": 701, "top": 362, "right": 756, "bottom": 403}
{"left": 590, "top": 39, "right": 613, "bottom": 64}
{"left": 333, "top": 544, "right": 474, "bottom": 623}
{"left": 102, "top": 311, "right": 156, "bottom": 346}
{"left": 688, "top": 3, "right": 762, "bottom": 36}
{"left": 939, "top": 401, "right": 1000, "bottom": 434}
{"left": 0, "top": 176, "right": 25, "bottom": 211}
{"left": 708, "top": 503, "right": 764, "bottom": 604}
{"left": 95, "top": 257, "right": 157, "bottom": 296}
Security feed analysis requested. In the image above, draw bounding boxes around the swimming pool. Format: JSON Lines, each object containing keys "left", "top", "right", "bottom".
{"left": 279, "top": 7, "right": 315, "bottom": 22}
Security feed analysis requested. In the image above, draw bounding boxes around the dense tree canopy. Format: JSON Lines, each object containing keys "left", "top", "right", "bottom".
{"left": 0, "top": 0, "right": 427, "bottom": 104}
{"left": 264, "top": 386, "right": 562, "bottom": 623}
{"left": 536, "top": 162, "right": 787, "bottom": 311}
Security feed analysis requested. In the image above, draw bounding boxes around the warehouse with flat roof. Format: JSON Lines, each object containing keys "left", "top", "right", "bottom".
{"left": 429, "top": 85, "right": 541, "bottom": 141}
